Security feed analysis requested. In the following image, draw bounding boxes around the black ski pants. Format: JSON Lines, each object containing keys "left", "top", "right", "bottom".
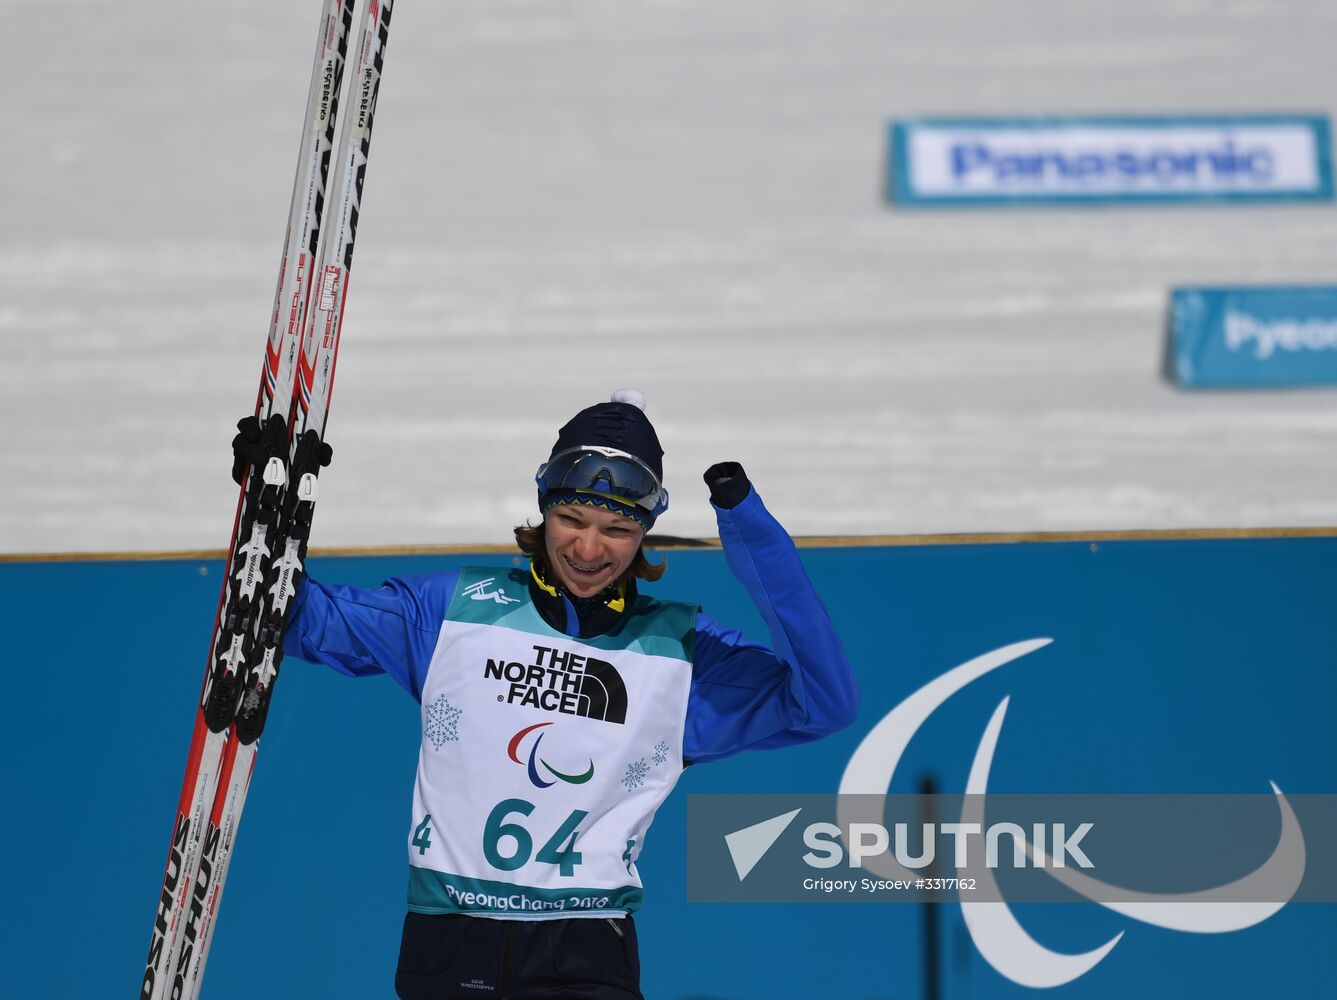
{"left": 394, "top": 912, "right": 643, "bottom": 1000}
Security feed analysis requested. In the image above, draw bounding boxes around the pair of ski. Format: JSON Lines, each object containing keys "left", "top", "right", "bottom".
{"left": 141, "top": 2, "right": 394, "bottom": 998}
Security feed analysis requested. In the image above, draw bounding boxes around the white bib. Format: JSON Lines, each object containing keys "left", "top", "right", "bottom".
{"left": 406, "top": 568, "right": 696, "bottom": 919}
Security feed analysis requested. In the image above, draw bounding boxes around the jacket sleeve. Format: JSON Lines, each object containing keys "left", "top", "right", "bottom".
{"left": 682, "top": 487, "right": 860, "bottom": 764}
{"left": 281, "top": 569, "right": 461, "bottom": 702}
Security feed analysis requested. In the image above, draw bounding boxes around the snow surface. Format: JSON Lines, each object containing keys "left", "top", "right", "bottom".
{"left": 3, "top": 0, "right": 1336, "bottom": 554}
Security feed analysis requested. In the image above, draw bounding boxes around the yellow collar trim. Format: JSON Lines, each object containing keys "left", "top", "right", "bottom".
{"left": 530, "top": 560, "right": 558, "bottom": 598}
{"left": 530, "top": 560, "right": 628, "bottom": 613}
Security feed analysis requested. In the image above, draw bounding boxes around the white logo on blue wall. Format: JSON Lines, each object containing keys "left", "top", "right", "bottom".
{"left": 838, "top": 639, "right": 1305, "bottom": 990}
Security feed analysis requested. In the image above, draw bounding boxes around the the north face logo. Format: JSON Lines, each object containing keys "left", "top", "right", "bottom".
{"left": 484, "top": 644, "right": 628, "bottom": 724}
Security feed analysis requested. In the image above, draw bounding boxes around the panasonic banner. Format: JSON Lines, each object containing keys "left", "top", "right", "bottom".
{"left": 1169, "top": 286, "right": 1337, "bottom": 388}
{"left": 889, "top": 115, "right": 1333, "bottom": 206}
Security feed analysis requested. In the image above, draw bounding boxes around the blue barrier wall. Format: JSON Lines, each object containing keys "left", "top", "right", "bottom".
{"left": 3, "top": 535, "right": 1335, "bottom": 998}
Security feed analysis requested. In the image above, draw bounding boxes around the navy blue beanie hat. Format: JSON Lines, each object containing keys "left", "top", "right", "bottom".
{"left": 537, "top": 389, "right": 667, "bottom": 530}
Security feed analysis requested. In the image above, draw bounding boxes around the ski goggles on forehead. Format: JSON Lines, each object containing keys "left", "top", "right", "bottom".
{"left": 535, "top": 445, "right": 669, "bottom": 518}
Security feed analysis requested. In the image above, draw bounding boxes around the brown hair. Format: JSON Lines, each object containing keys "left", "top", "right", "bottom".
{"left": 513, "top": 521, "right": 666, "bottom": 583}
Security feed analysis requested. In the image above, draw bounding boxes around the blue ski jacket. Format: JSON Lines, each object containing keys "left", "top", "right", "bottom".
{"left": 283, "top": 485, "right": 860, "bottom": 763}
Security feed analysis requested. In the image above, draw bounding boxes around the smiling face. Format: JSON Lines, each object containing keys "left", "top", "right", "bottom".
{"left": 543, "top": 502, "right": 644, "bottom": 597}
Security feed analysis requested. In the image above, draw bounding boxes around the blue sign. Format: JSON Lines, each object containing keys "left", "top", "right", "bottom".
{"left": 890, "top": 115, "right": 1334, "bottom": 206}
{"left": 1169, "top": 286, "right": 1337, "bottom": 387}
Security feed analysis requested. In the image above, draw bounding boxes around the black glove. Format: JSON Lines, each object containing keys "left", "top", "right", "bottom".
{"left": 231, "top": 415, "right": 266, "bottom": 486}
{"left": 290, "top": 428, "right": 334, "bottom": 477}
{"left": 703, "top": 461, "right": 751, "bottom": 509}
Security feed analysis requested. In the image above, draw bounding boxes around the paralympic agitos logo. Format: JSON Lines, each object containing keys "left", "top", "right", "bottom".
{"left": 839, "top": 639, "right": 1305, "bottom": 989}
{"left": 484, "top": 644, "right": 628, "bottom": 724}
{"left": 508, "top": 722, "right": 595, "bottom": 788}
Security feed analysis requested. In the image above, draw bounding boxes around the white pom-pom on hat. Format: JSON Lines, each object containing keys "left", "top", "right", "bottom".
{"left": 610, "top": 388, "right": 647, "bottom": 411}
